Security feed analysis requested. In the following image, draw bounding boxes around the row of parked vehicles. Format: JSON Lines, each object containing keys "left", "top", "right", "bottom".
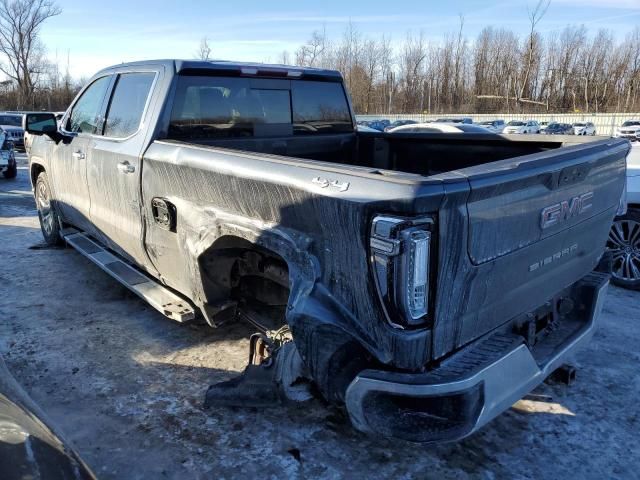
{"left": 358, "top": 117, "right": 640, "bottom": 141}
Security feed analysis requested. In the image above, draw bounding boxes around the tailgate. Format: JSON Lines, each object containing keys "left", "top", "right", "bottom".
{"left": 467, "top": 140, "right": 627, "bottom": 264}
{"left": 432, "top": 139, "right": 628, "bottom": 359}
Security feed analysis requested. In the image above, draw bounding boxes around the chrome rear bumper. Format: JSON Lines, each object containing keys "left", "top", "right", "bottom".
{"left": 345, "top": 272, "right": 609, "bottom": 443}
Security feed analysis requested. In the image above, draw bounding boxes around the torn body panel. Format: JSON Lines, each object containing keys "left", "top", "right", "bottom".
{"left": 140, "top": 140, "right": 444, "bottom": 373}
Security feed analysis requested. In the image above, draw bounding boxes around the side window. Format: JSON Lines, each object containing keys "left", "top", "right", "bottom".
{"left": 66, "top": 76, "right": 111, "bottom": 134}
{"left": 292, "top": 81, "right": 353, "bottom": 134}
{"left": 103, "top": 72, "right": 156, "bottom": 138}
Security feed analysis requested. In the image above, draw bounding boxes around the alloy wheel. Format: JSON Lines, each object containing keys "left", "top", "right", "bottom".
{"left": 608, "top": 219, "right": 640, "bottom": 283}
{"left": 37, "top": 179, "right": 55, "bottom": 236}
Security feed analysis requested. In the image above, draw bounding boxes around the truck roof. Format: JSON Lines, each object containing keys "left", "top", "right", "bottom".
{"left": 96, "top": 59, "right": 343, "bottom": 82}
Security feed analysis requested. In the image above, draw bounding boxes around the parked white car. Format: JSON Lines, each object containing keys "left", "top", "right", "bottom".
{"left": 503, "top": 120, "right": 540, "bottom": 134}
{"left": 477, "top": 119, "right": 505, "bottom": 133}
{"left": 539, "top": 121, "right": 550, "bottom": 132}
{"left": 573, "top": 122, "right": 596, "bottom": 136}
{"left": 614, "top": 120, "right": 640, "bottom": 141}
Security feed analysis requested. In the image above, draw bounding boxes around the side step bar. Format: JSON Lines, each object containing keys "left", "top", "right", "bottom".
{"left": 62, "top": 228, "right": 195, "bottom": 323}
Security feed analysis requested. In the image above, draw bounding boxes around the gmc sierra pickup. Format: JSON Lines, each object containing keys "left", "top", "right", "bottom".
{"left": 25, "top": 60, "right": 629, "bottom": 443}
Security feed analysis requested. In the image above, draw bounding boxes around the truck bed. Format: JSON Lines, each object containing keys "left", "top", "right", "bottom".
{"left": 177, "top": 130, "right": 610, "bottom": 178}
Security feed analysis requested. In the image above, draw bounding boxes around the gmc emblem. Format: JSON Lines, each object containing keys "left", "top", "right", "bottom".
{"left": 540, "top": 192, "right": 593, "bottom": 229}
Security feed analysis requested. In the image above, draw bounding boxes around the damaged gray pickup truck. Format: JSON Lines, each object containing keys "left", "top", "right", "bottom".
{"left": 25, "top": 60, "right": 629, "bottom": 443}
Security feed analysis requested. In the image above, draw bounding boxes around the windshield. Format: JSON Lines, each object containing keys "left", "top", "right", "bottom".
{"left": 168, "top": 76, "right": 353, "bottom": 140}
{"left": 622, "top": 121, "right": 640, "bottom": 127}
{"left": 573, "top": 123, "right": 586, "bottom": 127}
{"left": 0, "top": 115, "right": 22, "bottom": 127}
{"left": 507, "top": 121, "right": 524, "bottom": 126}
{"left": 548, "top": 123, "right": 561, "bottom": 128}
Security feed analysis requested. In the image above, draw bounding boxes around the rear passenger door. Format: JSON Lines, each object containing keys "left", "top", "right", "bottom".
{"left": 88, "top": 70, "right": 158, "bottom": 267}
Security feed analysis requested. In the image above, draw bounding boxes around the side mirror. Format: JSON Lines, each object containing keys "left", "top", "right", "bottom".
{"left": 24, "top": 113, "right": 57, "bottom": 135}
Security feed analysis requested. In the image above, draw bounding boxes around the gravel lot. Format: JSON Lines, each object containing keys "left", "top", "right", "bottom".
{"left": 1, "top": 152, "right": 639, "bottom": 479}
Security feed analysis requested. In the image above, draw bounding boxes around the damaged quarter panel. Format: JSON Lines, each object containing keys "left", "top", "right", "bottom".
{"left": 141, "top": 140, "right": 450, "bottom": 369}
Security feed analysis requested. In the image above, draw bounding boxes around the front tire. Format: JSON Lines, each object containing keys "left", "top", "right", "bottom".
{"left": 35, "top": 172, "right": 64, "bottom": 246}
{"left": 607, "top": 208, "right": 640, "bottom": 290}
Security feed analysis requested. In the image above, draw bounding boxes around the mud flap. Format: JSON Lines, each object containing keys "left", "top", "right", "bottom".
{"left": 204, "top": 341, "right": 313, "bottom": 409}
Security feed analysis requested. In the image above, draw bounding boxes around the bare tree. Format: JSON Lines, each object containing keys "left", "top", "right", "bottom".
{"left": 398, "top": 32, "right": 427, "bottom": 112}
{"left": 517, "top": 0, "right": 550, "bottom": 105}
{"left": 278, "top": 50, "right": 291, "bottom": 65}
{"left": 295, "top": 28, "right": 327, "bottom": 67}
{"left": 0, "top": 0, "right": 61, "bottom": 108}
{"left": 196, "top": 36, "right": 212, "bottom": 60}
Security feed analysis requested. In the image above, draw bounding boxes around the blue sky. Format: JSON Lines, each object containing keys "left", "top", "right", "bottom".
{"left": 38, "top": 0, "right": 640, "bottom": 79}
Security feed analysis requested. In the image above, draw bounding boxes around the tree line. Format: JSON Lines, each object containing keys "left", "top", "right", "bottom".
{"left": 1, "top": 0, "right": 639, "bottom": 115}
{"left": 275, "top": 8, "right": 640, "bottom": 114}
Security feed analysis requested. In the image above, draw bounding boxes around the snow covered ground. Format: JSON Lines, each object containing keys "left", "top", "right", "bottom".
{"left": 1, "top": 154, "right": 639, "bottom": 479}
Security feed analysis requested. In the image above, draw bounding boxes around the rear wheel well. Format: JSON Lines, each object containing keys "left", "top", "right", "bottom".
{"left": 198, "top": 236, "right": 290, "bottom": 329}
{"left": 30, "top": 163, "right": 45, "bottom": 186}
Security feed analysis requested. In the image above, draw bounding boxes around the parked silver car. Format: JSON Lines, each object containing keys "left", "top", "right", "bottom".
{"left": 614, "top": 120, "right": 640, "bottom": 141}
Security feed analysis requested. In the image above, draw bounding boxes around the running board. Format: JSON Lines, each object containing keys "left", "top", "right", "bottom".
{"left": 62, "top": 229, "right": 195, "bottom": 322}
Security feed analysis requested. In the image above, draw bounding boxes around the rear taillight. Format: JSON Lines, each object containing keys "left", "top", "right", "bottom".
{"left": 370, "top": 215, "right": 433, "bottom": 328}
{"left": 400, "top": 229, "right": 430, "bottom": 320}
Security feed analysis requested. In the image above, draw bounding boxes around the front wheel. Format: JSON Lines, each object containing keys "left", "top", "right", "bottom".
{"left": 35, "top": 172, "right": 64, "bottom": 246}
{"left": 607, "top": 209, "right": 640, "bottom": 290}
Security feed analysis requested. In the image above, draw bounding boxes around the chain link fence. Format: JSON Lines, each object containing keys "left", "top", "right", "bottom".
{"left": 356, "top": 113, "right": 640, "bottom": 136}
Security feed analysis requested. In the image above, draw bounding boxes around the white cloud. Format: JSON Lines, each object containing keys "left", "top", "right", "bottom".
{"left": 553, "top": 0, "right": 640, "bottom": 8}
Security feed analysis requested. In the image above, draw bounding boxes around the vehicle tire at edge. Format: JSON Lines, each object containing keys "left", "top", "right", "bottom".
{"left": 607, "top": 208, "right": 640, "bottom": 290}
{"left": 2, "top": 163, "right": 16, "bottom": 179}
{"left": 35, "top": 171, "right": 64, "bottom": 246}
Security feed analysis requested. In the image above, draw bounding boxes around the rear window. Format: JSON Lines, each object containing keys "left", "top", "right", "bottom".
{"left": 508, "top": 121, "right": 525, "bottom": 126}
{"left": 168, "top": 76, "right": 352, "bottom": 140}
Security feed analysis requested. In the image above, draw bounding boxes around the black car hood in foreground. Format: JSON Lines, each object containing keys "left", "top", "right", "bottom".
{"left": 0, "top": 357, "right": 95, "bottom": 479}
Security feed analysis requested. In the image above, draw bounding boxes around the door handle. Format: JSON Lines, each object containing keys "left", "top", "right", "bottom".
{"left": 72, "top": 150, "right": 85, "bottom": 159}
{"left": 117, "top": 161, "right": 135, "bottom": 174}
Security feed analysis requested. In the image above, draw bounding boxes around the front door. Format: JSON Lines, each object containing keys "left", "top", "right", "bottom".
{"left": 87, "top": 71, "right": 158, "bottom": 268}
{"left": 51, "top": 75, "right": 112, "bottom": 231}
